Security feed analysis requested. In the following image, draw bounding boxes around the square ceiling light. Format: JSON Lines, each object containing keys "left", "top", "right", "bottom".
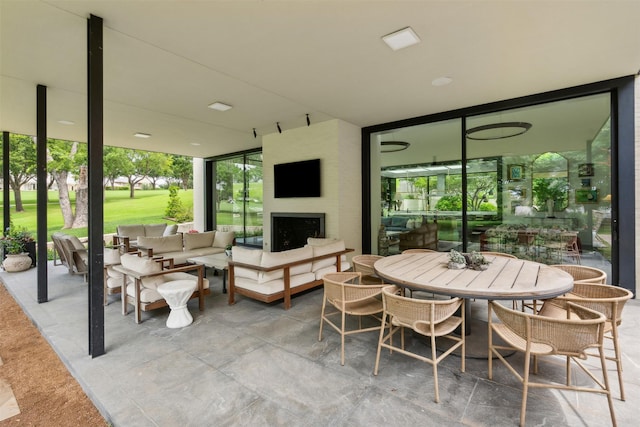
{"left": 208, "top": 101, "right": 233, "bottom": 111}
{"left": 134, "top": 132, "right": 151, "bottom": 138}
{"left": 382, "top": 27, "right": 421, "bottom": 51}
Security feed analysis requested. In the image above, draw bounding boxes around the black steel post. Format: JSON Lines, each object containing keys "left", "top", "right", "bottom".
{"left": 87, "top": 14, "right": 105, "bottom": 357}
{"left": 2, "top": 132, "right": 9, "bottom": 232}
{"left": 36, "top": 85, "right": 48, "bottom": 303}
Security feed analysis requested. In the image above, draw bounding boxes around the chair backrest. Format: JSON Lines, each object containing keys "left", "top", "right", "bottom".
{"left": 567, "top": 283, "right": 633, "bottom": 324}
{"left": 491, "top": 301, "right": 605, "bottom": 356}
{"left": 51, "top": 233, "right": 70, "bottom": 267}
{"left": 401, "top": 249, "right": 436, "bottom": 254}
{"left": 550, "top": 264, "right": 607, "bottom": 284}
{"left": 352, "top": 255, "right": 383, "bottom": 276}
{"left": 322, "top": 272, "right": 384, "bottom": 307}
{"left": 381, "top": 285, "right": 462, "bottom": 331}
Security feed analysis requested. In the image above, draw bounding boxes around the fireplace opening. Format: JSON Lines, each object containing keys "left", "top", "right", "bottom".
{"left": 271, "top": 213, "right": 325, "bottom": 252}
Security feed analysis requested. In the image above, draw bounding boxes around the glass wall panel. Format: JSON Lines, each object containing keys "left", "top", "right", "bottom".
{"left": 372, "top": 119, "right": 462, "bottom": 255}
{"left": 213, "top": 152, "right": 263, "bottom": 247}
{"left": 368, "top": 92, "right": 612, "bottom": 277}
{"left": 466, "top": 93, "right": 611, "bottom": 273}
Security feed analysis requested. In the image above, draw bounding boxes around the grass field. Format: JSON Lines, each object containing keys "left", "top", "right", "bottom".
{"left": 0, "top": 189, "right": 193, "bottom": 241}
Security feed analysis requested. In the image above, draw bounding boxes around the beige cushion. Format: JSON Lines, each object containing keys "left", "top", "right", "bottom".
{"left": 137, "top": 234, "right": 184, "bottom": 254}
{"left": 307, "top": 237, "right": 337, "bottom": 246}
{"left": 232, "top": 246, "right": 262, "bottom": 281}
{"left": 183, "top": 231, "right": 215, "bottom": 250}
{"left": 259, "top": 246, "right": 313, "bottom": 283}
{"left": 163, "top": 224, "right": 178, "bottom": 236}
{"left": 104, "top": 247, "right": 121, "bottom": 265}
{"left": 311, "top": 240, "right": 346, "bottom": 270}
{"left": 120, "top": 253, "right": 165, "bottom": 289}
{"left": 117, "top": 224, "right": 145, "bottom": 239}
{"left": 213, "top": 231, "right": 235, "bottom": 248}
{"left": 144, "top": 223, "right": 167, "bottom": 237}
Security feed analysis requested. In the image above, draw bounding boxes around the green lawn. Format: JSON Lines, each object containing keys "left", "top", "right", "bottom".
{"left": 0, "top": 189, "right": 193, "bottom": 241}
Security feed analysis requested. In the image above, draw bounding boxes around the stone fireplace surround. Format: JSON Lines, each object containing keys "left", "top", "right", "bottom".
{"left": 271, "top": 213, "right": 325, "bottom": 252}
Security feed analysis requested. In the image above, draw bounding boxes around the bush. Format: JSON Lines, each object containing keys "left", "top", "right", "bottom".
{"left": 435, "top": 195, "right": 462, "bottom": 211}
{"left": 165, "top": 186, "right": 184, "bottom": 218}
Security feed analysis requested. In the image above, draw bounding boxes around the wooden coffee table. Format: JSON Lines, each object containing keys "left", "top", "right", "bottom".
{"left": 187, "top": 253, "right": 230, "bottom": 293}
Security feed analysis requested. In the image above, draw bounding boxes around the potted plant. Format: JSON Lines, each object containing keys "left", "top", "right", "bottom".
{"left": 448, "top": 249, "right": 467, "bottom": 270}
{"left": 0, "top": 225, "right": 34, "bottom": 272}
{"left": 225, "top": 244, "right": 233, "bottom": 257}
{"left": 469, "top": 251, "right": 491, "bottom": 271}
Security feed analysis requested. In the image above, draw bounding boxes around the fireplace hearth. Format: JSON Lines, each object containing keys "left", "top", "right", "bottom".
{"left": 271, "top": 213, "right": 325, "bottom": 252}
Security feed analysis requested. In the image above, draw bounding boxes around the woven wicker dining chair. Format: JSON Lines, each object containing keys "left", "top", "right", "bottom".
{"left": 550, "top": 264, "right": 607, "bottom": 284}
{"left": 351, "top": 254, "right": 385, "bottom": 285}
{"left": 374, "top": 285, "right": 465, "bottom": 403}
{"left": 488, "top": 301, "right": 616, "bottom": 427}
{"left": 319, "top": 272, "right": 386, "bottom": 366}
{"left": 538, "top": 282, "right": 634, "bottom": 401}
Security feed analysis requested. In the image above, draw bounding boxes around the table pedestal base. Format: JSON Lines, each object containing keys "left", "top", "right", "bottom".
{"left": 157, "top": 280, "right": 197, "bottom": 328}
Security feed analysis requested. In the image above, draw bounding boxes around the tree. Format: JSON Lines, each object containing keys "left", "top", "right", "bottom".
{"left": 4, "top": 134, "right": 37, "bottom": 212}
{"left": 146, "top": 152, "right": 170, "bottom": 189}
{"left": 47, "top": 139, "right": 84, "bottom": 228}
{"left": 103, "top": 147, "right": 130, "bottom": 190}
{"left": 215, "top": 160, "right": 239, "bottom": 210}
{"left": 169, "top": 155, "right": 193, "bottom": 190}
{"left": 123, "top": 149, "right": 155, "bottom": 198}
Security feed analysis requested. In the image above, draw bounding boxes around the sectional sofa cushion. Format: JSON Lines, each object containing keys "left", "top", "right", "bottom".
{"left": 259, "top": 246, "right": 314, "bottom": 283}
{"left": 232, "top": 246, "right": 263, "bottom": 281}
{"left": 117, "top": 224, "right": 146, "bottom": 239}
{"left": 308, "top": 239, "right": 347, "bottom": 270}
{"left": 137, "top": 234, "right": 184, "bottom": 254}
{"left": 391, "top": 216, "right": 409, "bottom": 228}
{"left": 183, "top": 231, "right": 215, "bottom": 250}
{"left": 144, "top": 223, "right": 168, "bottom": 237}
{"left": 120, "top": 253, "right": 164, "bottom": 291}
{"left": 213, "top": 231, "right": 235, "bottom": 248}
{"left": 163, "top": 224, "right": 178, "bottom": 236}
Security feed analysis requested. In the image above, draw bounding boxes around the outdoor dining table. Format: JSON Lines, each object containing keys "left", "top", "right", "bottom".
{"left": 374, "top": 251, "right": 574, "bottom": 357}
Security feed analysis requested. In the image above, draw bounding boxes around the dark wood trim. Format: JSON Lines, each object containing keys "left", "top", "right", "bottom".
{"left": 2, "top": 132, "right": 10, "bottom": 233}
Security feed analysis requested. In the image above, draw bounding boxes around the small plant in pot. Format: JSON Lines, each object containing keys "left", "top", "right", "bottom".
{"left": 0, "top": 224, "right": 34, "bottom": 272}
{"left": 469, "top": 251, "right": 491, "bottom": 271}
{"left": 448, "top": 249, "right": 467, "bottom": 270}
{"left": 225, "top": 244, "right": 233, "bottom": 257}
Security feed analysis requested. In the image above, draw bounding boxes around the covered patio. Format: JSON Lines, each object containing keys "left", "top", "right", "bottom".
{"left": 1, "top": 264, "right": 638, "bottom": 426}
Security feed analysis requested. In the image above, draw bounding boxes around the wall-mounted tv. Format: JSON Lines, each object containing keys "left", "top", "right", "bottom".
{"left": 274, "top": 159, "right": 321, "bottom": 198}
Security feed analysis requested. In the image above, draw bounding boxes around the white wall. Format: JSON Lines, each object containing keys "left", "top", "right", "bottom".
{"left": 262, "top": 119, "right": 362, "bottom": 254}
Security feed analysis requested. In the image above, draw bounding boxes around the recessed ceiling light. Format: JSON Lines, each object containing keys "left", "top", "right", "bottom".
{"left": 190, "top": 142, "right": 201, "bottom": 146}
{"left": 432, "top": 77, "right": 453, "bottom": 87}
{"left": 57, "top": 120, "right": 75, "bottom": 125}
{"left": 382, "top": 27, "right": 421, "bottom": 51}
{"left": 134, "top": 132, "right": 151, "bottom": 138}
{"left": 207, "top": 102, "right": 233, "bottom": 111}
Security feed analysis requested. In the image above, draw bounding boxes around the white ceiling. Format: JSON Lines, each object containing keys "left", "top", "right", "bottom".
{"left": 1, "top": 0, "right": 639, "bottom": 158}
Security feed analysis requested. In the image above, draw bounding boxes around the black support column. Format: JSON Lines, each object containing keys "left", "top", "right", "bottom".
{"left": 2, "top": 132, "right": 9, "bottom": 232}
{"left": 87, "top": 14, "right": 105, "bottom": 357}
{"left": 36, "top": 85, "right": 48, "bottom": 303}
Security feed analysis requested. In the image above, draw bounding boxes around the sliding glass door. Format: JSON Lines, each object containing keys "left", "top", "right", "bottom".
{"left": 210, "top": 151, "right": 263, "bottom": 247}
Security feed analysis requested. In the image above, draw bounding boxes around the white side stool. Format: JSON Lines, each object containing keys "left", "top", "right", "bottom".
{"left": 157, "top": 280, "right": 197, "bottom": 328}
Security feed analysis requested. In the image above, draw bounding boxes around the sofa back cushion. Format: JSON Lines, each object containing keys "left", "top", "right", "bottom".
{"left": 137, "top": 234, "right": 184, "bottom": 254}
{"left": 144, "top": 223, "right": 168, "bottom": 237}
{"left": 183, "top": 231, "right": 215, "bottom": 250}
{"left": 163, "top": 224, "right": 178, "bottom": 236}
{"left": 259, "top": 246, "right": 313, "bottom": 283}
{"left": 120, "top": 253, "right": 164, "bottom": 288}
{"left": 213, "top": 231, "right": 235, "bottom": 248}
{"left": 309, "top": 240, "right": 346, "bottom": 270}
{"left": 117, "top": 224, "right": 145, "bottom": 239}
{"left": 391, "top": 216, "right": 409, "bottom": 228}
{"left": 232, "top": 246, "right": 263, "bottom": 281}
{"left": 103, "top": 247, "right": 121, "bottom": 265}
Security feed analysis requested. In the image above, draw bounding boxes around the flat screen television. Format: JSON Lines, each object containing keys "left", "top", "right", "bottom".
{"left": 274, "top": 159, "right": 321, "bottom": 198}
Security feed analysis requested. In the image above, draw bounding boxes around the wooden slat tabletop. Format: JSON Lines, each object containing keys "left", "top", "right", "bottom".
{"left": 374, "top": 252, "right": 573, "bottom": 300}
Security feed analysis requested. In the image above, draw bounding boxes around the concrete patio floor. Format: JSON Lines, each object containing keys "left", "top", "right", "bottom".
{"left": 1, "top": 263, "right": 638, "bottom": 426}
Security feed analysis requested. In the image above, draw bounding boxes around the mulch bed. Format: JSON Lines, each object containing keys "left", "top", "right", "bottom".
{"left": 0, "top": 282, "right": 107, "bottom": 426}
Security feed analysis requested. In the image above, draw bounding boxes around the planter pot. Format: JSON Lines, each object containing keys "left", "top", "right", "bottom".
{"left": 225, "top": 249, "right": 232, "bottom": 257}
{"left": 3, "top": 253, "right": 32, "bottom": 272}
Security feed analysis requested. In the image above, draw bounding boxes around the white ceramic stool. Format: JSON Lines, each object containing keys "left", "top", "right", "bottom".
{"left": 157, "top": 280, "right": 197, "bottom": 328}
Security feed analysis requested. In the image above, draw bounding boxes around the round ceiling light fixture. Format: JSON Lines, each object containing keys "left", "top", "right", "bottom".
{"left": 465, "top": 122, "right": 532, "bottom": 140}
{"left": 381, "top": 141, "right": 410, "bottom": 152}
